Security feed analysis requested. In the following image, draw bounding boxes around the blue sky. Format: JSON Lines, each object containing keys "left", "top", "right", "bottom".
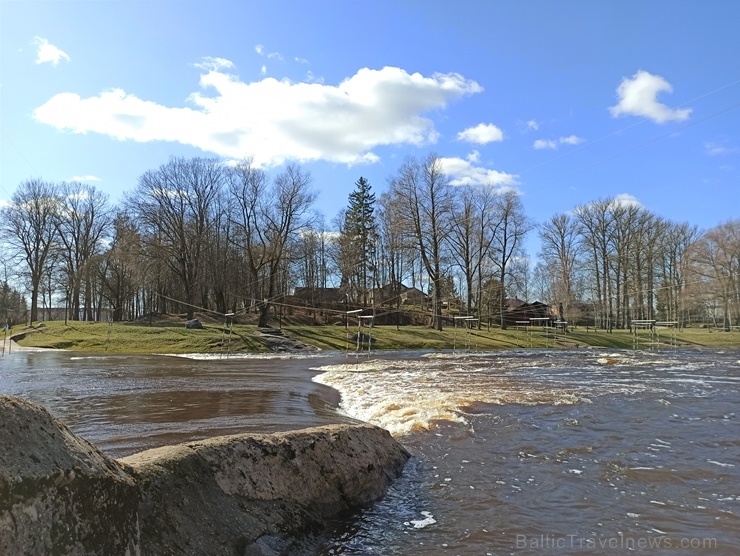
{"left": 1, "top": 0, "right": 738, "bottom": 255}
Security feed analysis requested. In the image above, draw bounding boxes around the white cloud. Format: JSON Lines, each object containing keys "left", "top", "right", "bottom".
{"left": 295, "top": 57, "right": 309, "bottom": 64}
{"left": 466, "top": 150, "right": 480, "bottom": 163}
{"left": 457, "top": 123, "right": 504, "bottom": 144}
{"left": 609, "top": 70, "right": 691, "bottom": 123}
{"left": 260, "top": 65, "right": 267, "bottom": 75}
{"left": 575, "top": 194, "right": 643, "bottom": 215}
{"left": 533, "top": 139, "right": 557, "bottom": 150}
{"left": 70, "top": 175, "right": 101, "bottom": 182}
{"left": 194, "top": 57, "right": 234, "bottom": 71}
{"left": 0, "top": 199, "right": 11, "bottom": 208}
{"left": 559, "top": 135, "right": 583, "bottom": 145}
{"left": 533, "top": 135, "right": 584, "bottom": 150}
{"left": 705, "top": 141, "right": 740, "bottom": 156}
{"left": 306, "top": 71, "right": 324, "bottom": 84}
{"left": 439, "top": 156, "right": 518, "bottom": 190}
{"left": 34, "top": 64, "right": 483, "bottom": 167}
{"left": 32, "top": 36, "right": 70, "bottom": 66}
{"left": 66, "top": 190, "right": 91, "bottom": 201}
{"left": 517, "top": 119, "right": 540, "bottom": 134}
{"left": 255, "top": 44, "right": 283, "bottom": 61}
{"left": 299, "top": 228, "right": 339, "bottom": 242}
{"left": 613, "top": 193, "right": 642, "bottom": 208}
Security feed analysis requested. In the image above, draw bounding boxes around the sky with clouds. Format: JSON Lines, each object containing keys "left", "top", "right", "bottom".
{"left": 1, "top": 0, "right": 738, "bottom": 255}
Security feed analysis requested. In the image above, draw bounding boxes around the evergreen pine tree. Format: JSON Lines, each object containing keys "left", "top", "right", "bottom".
{"left": 341, "top": 177, "right": 377, "bottom": 306}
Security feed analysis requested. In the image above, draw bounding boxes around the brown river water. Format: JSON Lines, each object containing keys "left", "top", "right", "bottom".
{"left": 2, "top": 347, "right": 739, "bottom": 555}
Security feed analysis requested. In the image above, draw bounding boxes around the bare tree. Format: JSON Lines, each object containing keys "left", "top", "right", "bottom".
{"left": 227, "top": 158, "right": 270, "bottom": 314}
{"left": 687, "top": 220, "right": 740, "bottom": 330}
{"left": 657, "top": 221, "right": 700, "bottom": 324}
{"left": 0, "top": 259, "right": 28, "bottom": 325}
{"left": 55, "top": 181, "right": 112, "bottom": 321}
{"left": 448, "top": 185, "right": 499, "bottom": 316}
{"left": 259, "top": 165, "right": 317, "bottom": 326}
{"left": 490, "top": 190, "right": 534, "bottom": 329}
{"left": 565, "top": 197, "right": 706, "bottom": 328}
{"left": 293, "top": 217, "right": 333, "bottom": 321}
{"left": 331, "top": 208, "right": 355, "bottom": 302}
{"left": 377, "top": 192, "right": 417, "bottom": 327}
{"left": 98, "top": 213, "right": 143, "bottom": 321}
{"left": 538, "top": 212, "right": 583, "bottom": 321}
{"left": 1, "top": 179, "right": 60, "bottom": 323}
{"left": 127, "top": 157, "right": 225, "bottom": 319}
{"left": 574, "top": 198, "right": 615, "bottom": 329}
{"left": 0, "top": 279, "right": 27, "bottom": 326}
{"left": 506, "top": 255, "right": 531, "bottom": 303}
{"left": 530, "top": 261, "right": 553, "bottom": 306}
{"left": 203, "top": 190, "right": 239, "bottom": 315}
{"left": 267, "top": 165, "right": 317, "bottom": 325}
{"left": 228, "top": 161, "right": 317, "bottom": 327}
{"left": 609, "top": 201, "right": 643, "bottom": 328}
{"left": 388, "top": 154, "right": 454, "bottom": 330}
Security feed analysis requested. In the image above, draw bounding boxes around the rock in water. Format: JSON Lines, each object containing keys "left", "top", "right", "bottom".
{"left": 120, "top": 424, "right": 410, "bottom": 555}
{"left": 0, "top": 395, "right": 410, "bottom": 555}
{"left": 0, "top": 395, "right": 140, "bottom": 555}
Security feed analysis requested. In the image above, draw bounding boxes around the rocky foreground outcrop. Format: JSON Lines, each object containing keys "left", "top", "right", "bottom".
{"left": 0, "top": 396, "right": 140, "bottom": 555}
{"left": 0, "top": 395, "right": 410, "bottom": 555}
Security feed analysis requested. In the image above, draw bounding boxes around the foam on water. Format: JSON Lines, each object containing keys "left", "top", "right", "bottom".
{"left": 312, "top": 360, "right": 471, "bottom": 435}
{"left": 311, "top": 348, "right": 737, "bottom": 437}
{"left": 707, "top": 460, "right": 736, "bottom": 468}
{"left": 163, "top": 352, "right": 327, "bottom": 361}
{"left": 69, "top": 355, "right": 122, "bottom": 360}
{"left": 312, "top": 355, "right": 587, "bottom": 436}
{"left": 406, "top": 511, "right": 436, "bottom": 529}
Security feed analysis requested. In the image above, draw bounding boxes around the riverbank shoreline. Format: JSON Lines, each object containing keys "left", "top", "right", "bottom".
{"left": 3, "top": 337, "right": 60, "bottom": 353}
{"left": 9, "top": 318, "right": 740, "bottom": 354}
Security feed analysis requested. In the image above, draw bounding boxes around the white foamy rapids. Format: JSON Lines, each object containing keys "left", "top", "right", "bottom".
{"left": 313, "top": 361, "right": 470, "bottom": 435}
{"left": 163, "top": 352, "right": 326, "bottom": 360}
{"left": 311, "top": 358, "right": 585, "bottom": 436}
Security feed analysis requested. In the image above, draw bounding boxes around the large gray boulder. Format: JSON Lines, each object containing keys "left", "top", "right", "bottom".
{"left": 0, "top": 395, "right": 140, "bottom": 555}
{"left": 0, "top": 395, "right": 410, "bottom": 555}
{"left": 120, "top": 424, "right": 409, "bottom": 555}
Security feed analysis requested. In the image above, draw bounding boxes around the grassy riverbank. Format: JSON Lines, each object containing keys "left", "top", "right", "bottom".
{"left": 7, "top": 316, "right": 740, "bottom": 354}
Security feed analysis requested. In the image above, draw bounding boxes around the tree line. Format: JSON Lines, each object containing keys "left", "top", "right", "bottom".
{"left": 1, "top": 154, "right": 738, "bottom": 330}
{"left": 535, "top": 200, "right": 739, "bottom": 330}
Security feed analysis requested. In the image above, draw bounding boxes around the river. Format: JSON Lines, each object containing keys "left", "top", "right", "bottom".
{"left": 2, "top": 347, "right": 739, "bottom": 555}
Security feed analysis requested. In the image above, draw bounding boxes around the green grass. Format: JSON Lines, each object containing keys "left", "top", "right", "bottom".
{"left": 277, "top": 323, "right": 740, "bottom": 351}
{"left": 11, "top": 320, "right": 268, "bottom": 354}
{"left": 10, "top": 320, "right": 740, "bottom": 354}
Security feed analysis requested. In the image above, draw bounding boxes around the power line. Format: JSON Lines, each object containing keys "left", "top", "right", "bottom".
{"left": 558, "top": 101, "right": 740, "bottom": 182}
